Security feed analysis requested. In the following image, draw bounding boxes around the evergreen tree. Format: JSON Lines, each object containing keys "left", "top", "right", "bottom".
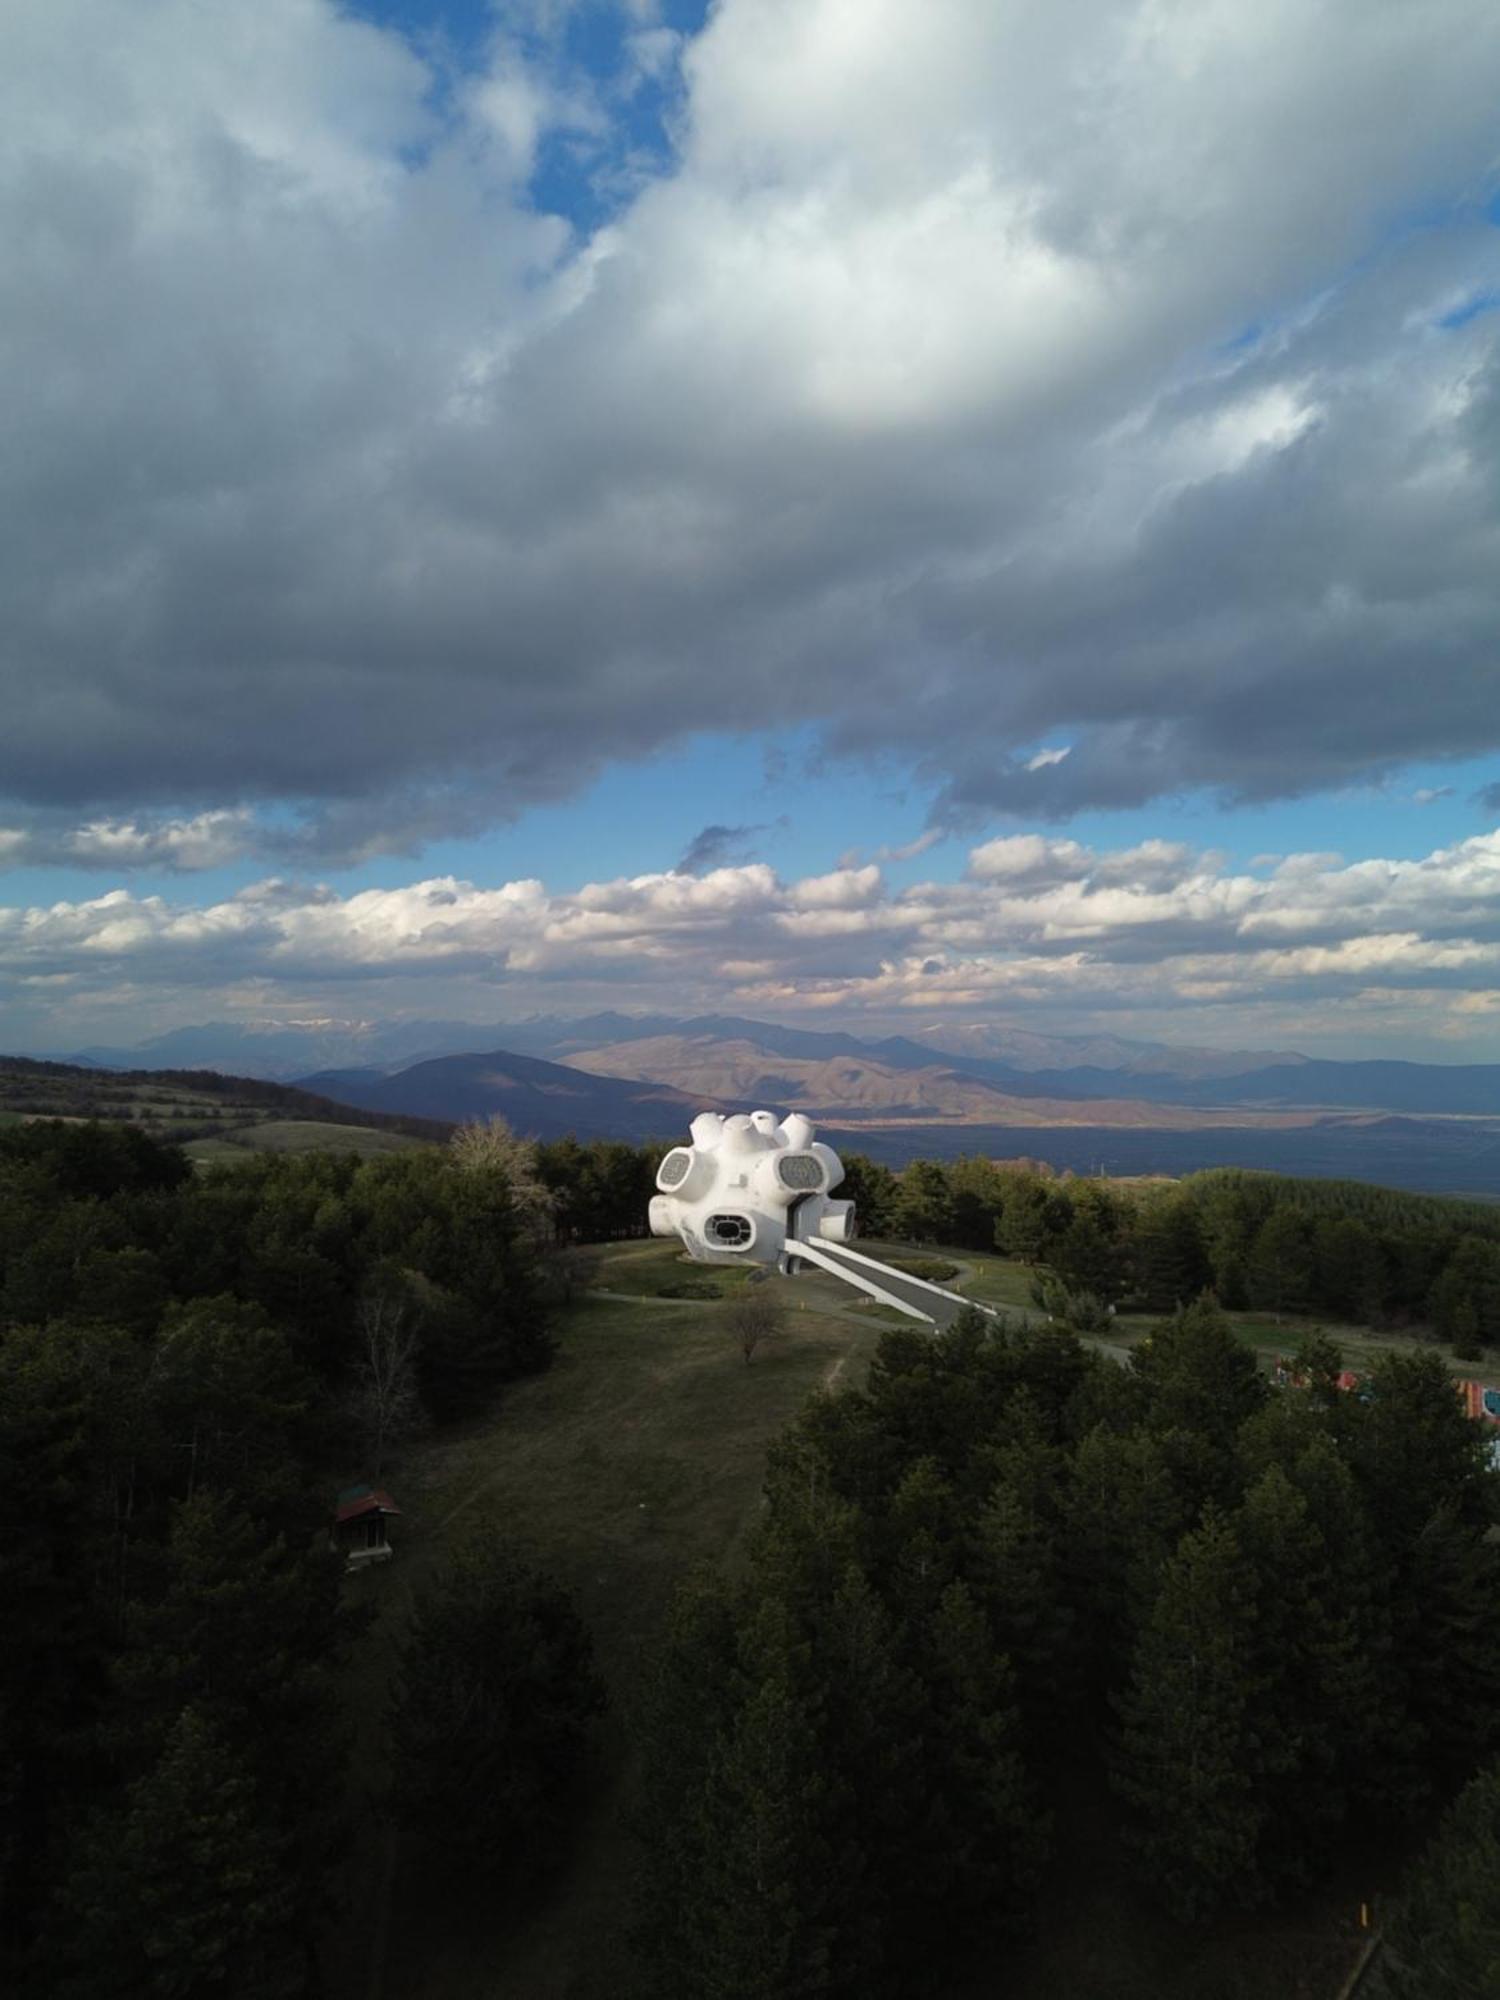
{"left": 946, "top": 1157, "right": 1009, "bottom": 1253}
{"left": 1397, "top": 1511, "right": 1500, "bottom": 1785}
{"left": 1113, "top": 1512, "right": 1262, "bottom": 1921}
{"left": 1310, "top": 1215, "right": 1382, "bottom": 1322}
{"left": 683, "top": 1601, "right": 838, "bottom": 2000}
{"left": 1062, "top": 1424, "right": 1192, "bottom": 1691}
{"left": 1049, "top": 1210, "right": 1125, "bottom": 1303}
{"left": 1385, "top": 1757, "right": 1500, "bottom": 2000}
{"left": 890, "top": 1581, "right": 1043, "bottom": 1984}
{"left": 890, "top": 1161, "right": 955, "bottom": 1245}
{"left": 1128, "top": 1196, "right": 1210, "bottom": 1312}
{"left": 1352, "top": 1348, "right": 1495, "bottom": 1542}
{"left": 1231, "top": 1463, "right": 1365, "bottom": 1889}
{"left": 113, "top": 1491, "right": 350, "bottom": 1881}
{"left": 149, "top": 1299, "right": 320, "bottom": 1528}
{"left": 1246, "top": 1206, "right": 1313, "bottom": 1320}
{"left": 996, "top": 1175, "right": 1068, "bottom": 1264}
{"left": 632, "top": 1572, "right": 746, "bottom": 1989}
{"left": 47, "top": 1707, "right": 304, "bottom": 2000}
{"left": 1430, "top": 1236, "right": 1500, "bottom": 1349}
{"left": 1131, "top": 1294, "right": 1264, "bottom": 1499}
{"left": 835, "top": 1155, "right": 899, "bottom": 1240}
{"left": 967, "top": 1475, "right": 1073, "bottom": 1730}
{"left": 388, "top": 1536, "right": 605, "bottom": 1889}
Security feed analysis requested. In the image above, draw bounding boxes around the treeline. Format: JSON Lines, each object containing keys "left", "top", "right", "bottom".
{"left": 0, "top": 1120, "right": 551, "bottom": 1411}
{"left": 842, "top": 1154, "right": 1500, "bottom": 1350}
{"left": 535, "top": 1135, "right": 666, "bottom": 1243}
{"left": 633, "top": 1301, "right": 1500, "bottom": 1993}
{"left": 0, "top": 1118, "right": 558, "bottom": 1994}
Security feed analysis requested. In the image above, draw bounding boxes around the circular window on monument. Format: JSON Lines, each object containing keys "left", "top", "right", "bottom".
{"left": 704, "top": 1212, "right": 753, "bottom": 1248}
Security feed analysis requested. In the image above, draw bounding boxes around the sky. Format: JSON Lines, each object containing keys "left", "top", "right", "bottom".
{"left": 3, "top": 0, "right": 1500, "bottom": 1060}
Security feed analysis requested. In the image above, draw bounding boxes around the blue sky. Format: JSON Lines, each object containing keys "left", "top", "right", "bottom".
{"left": 3, "top": 0, "right": 1499, "bottom": 1057}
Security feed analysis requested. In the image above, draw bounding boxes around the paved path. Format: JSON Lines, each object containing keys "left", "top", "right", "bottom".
{"left": 587, "top": 1273, "right": 1133, "bottom": 1365}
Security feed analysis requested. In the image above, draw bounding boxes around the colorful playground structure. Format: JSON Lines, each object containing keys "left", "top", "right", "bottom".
{"left": 1274, "top": 1356, "right": 1500, "bottom": 1429}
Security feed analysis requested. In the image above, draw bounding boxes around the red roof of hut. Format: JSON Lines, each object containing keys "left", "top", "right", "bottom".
{"left": 335, "top": 1486, "right": 402, "bottom": 1525}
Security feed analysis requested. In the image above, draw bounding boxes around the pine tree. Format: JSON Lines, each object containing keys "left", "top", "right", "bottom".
{"left": 1310, "top": 1215, "right": 1382, "bottom": 1322}
{"left": 1113, "top": 1512, "right": 1263, "bottom": 1921}
{"left": 48, "top": 1707, "right": 304, "bottom": 2000}
{"left": 891, "top": 1161, "right": 955, "bottom": 1245}
{"left": 996, "top": 1176, "right": 1068, "bottom": 1264}
{"left": 1232, "top": 1463, "right": 1361, "bottom": 1889}
{"left": 1385, "top": 1757, "right": 1500, "bottom": 2000}
{"left": 968, "top": 1476, "right": 1073, "bottom": 1729}
{"left": 1063, "top": 1424, "right": 1193, "bottom": 1695}
{"left": 1246, "top": 1207, "right": 1314, "bottom": 1320}
{"left": 388, "top": 1535, "right": 605, "bottom": 1889}
{"left": 1352, "top": 1348, "right": 1495, "bottom": 1543}
{"left": 1049, "top": 1211, "right": 1125, "bottom": 1303}
{"left": 632, "top": 1570, "right": 751, "bottom": 1991}
{"left": 890, "top": 1580, "right": 1044, "bottom": 1981}
{"left": 692, "top": 1628, "right": 837, "bottom": 2000}
{"left": 1129, "top": 1196, "right": 1210, "bottom": 1312}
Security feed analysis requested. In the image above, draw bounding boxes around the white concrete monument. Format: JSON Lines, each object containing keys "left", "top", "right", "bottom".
{"left": 649, "top": 1109, "right": 980, "bottom": 1326}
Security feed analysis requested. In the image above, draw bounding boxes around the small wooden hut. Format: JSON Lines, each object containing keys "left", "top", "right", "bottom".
{"left": 333, "top": 1485, "right": 401, "bottom": 1568}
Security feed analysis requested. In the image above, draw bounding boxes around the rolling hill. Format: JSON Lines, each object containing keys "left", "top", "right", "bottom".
{"left": 0, "top": 1054, "right": 450, "bottom": 1154}
{"left": 295, "top": 1046, "right": 727, "bottom": 1140}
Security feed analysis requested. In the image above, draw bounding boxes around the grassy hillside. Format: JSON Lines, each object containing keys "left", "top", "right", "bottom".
{"left": 329, "top": 1256, "right": 890, "bottom": 2000}
{"left": 331, "top": 1235, "right": 1477, "bottom": 2000}
{"left": 0, "top": 1054, "right": 449, "bottom": 1151}
{"left": 180, "top": 1119, "right": 425, "bottom": 1161}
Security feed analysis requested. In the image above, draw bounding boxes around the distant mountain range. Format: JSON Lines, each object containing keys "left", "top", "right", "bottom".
{"left": 24, "top": 1010, "right": 1500, "bottom": 1191}
{"left": 55, "top": 1011, "right": 1306, "bottom": 1085}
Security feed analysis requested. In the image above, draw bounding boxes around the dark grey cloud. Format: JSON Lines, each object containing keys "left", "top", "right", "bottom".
{"left": 676, "top": 820, "right": 779, "bottom": 873}
{"left": 2, "top": 0, "right": 1500, "bottom": 856}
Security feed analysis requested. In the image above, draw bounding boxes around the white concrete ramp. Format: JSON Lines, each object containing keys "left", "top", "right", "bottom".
{"left": 788, "top": 1239, "right": 986, "bottom": 1330}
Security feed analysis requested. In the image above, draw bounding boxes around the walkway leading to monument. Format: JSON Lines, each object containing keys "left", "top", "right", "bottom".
{"left": 789, "top": 1238, "right": 985, "bottom": 1329}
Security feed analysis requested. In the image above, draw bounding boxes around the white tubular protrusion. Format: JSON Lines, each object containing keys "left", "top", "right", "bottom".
{"left": 780, "top": 1113, "right": 814, "bottom": 1151}
{"left": 690, "top": 1112, "right": 726, "bottom": 1151}
{"left": 719, "top": 1114, "right": 761, "bottom": 1155}
{"left": 816, "top": 1201, "right": 855, "bottom": 1244}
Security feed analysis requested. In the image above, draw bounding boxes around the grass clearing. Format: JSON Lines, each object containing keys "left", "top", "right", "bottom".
{"left": 333, "top": 1280, "right": 888, "bottom": 2000}
{"left": 181, "top": 1119, "right": 423, "bottom": 1162}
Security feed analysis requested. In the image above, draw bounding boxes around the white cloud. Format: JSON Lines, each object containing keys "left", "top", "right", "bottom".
{"left": 6, "top": 828, "right": 1500, "bottom": 1054}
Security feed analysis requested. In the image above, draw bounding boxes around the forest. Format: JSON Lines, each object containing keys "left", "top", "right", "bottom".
{"left": 632, "top": 1301, "right": 1500, "bottom": 1994}
{"left": 3, "top": 1117, "right": 1500, "bottom": 1995}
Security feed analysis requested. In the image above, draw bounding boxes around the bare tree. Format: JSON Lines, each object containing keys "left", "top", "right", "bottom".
{"left": 347, "top": 1279, "right": 423, "bottom": 1477}
{"left": 449, "top": 1114, "right": 556, "bottom": 1242}
{"left": 725, "top": 1288, "right": 785, "bottom": 1366}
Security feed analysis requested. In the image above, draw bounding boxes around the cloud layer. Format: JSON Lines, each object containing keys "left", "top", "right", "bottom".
{"left": 4, "top": 0, "right": 1500, "bottom": 856}
{"left": 8, "top": 829, "right": 1500, "bottom": 1056}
